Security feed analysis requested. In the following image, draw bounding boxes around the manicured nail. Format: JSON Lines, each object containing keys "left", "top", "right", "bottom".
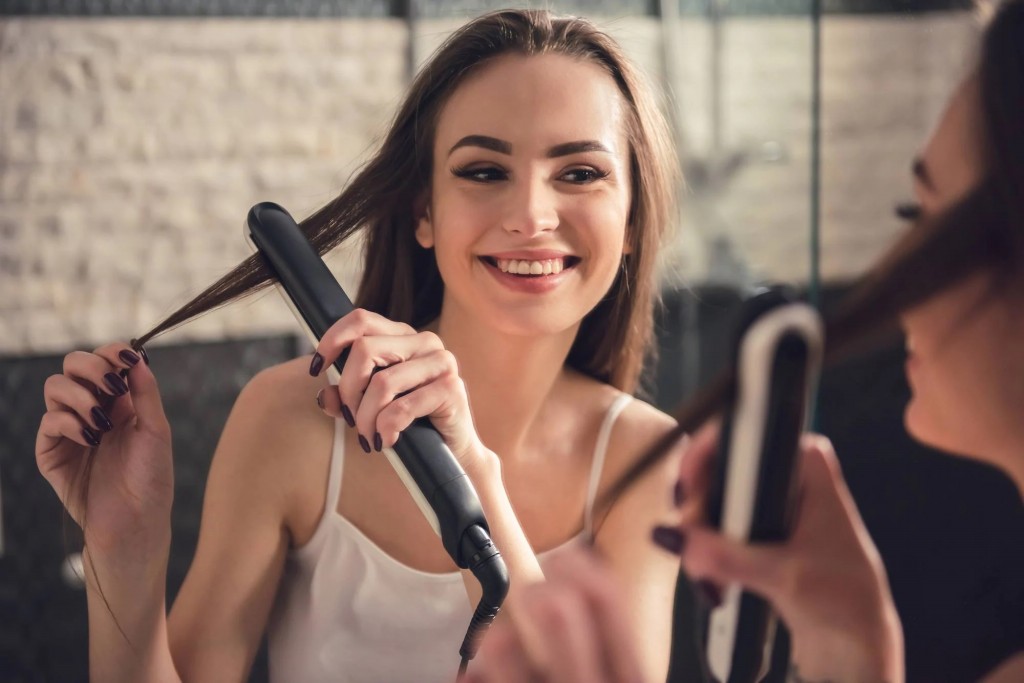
{"left": 694, "top": 579, "right": 722, "bottom": 609}
{"left": 90, "top": 406, "right": 113, "bottom": 432}
{"left": 103, "top": 372, "right": 129, "bottom": 396}
{"left": 129, "top": 339, "right": 150, "bottom": 365}
{"left": 651, "top": 526, "right": 685, "bottom": 555}
{"left": 309, "top": 352, "right": 325, "bottom": 376}
{"left": 118, "top": 349, "right": 140, "bottom": 367}
{"left": 673, "top": 479, "right": 686, "bottom": 507}
{"left": 373, "top": 432, "right": 382, "bottom": 452}
{"left": 358, "top": 434, "right": 372, "bottom": 454}
{"left": 316, "top": 389, "right": 324, "bottom": 410}
{"left": 341, "top": 404, "right": 356, "bottom": 428}
{"left": 82, "top": 426, "right": 101, "bottom": 447}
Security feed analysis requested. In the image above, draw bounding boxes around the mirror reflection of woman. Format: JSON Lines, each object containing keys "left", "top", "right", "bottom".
{"left": 34, "top": 10, "right": 687, "bottom": 683}
{"left": 468, "top": 1, "right": 1024, "bottom": 682}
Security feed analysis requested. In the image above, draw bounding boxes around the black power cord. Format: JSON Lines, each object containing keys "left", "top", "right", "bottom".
{"left": 454, "top": 524, "right": 509, "bottom": 681}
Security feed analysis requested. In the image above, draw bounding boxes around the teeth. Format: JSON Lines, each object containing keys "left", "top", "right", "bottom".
{"left": 496, "top": 257, "right": 567, "bottom": 275}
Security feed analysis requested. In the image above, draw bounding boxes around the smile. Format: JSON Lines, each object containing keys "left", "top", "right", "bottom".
{"left": 481, "top": 256, "right": 580, "bottom": 277}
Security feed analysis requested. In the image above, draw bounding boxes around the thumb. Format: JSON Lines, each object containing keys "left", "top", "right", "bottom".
{"left": 680, "top": 524, "right": 789, "bottom": 599}
{"left": 123, "top": 357, "right": 171, "bottom": 440}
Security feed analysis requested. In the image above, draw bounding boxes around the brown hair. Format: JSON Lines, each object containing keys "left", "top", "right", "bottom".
{"left": 600, "top": 0, "right": 1024, "bottom": 511}
{"left": 132, "top": 9, "right": 679, "bottom": 394}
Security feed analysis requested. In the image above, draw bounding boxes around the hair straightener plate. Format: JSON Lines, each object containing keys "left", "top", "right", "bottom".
{"left": 702, "top": 287, "right": 823, "bottom": 683}
{"left": 244, "top": 202, "right": 509, "bottom": 671}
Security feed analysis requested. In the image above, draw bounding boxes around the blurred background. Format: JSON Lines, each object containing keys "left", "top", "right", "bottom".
{"left": 0, "top": 1, "right": 1021, "bottom": 681}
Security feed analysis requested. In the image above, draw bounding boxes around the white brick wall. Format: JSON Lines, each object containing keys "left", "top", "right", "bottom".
{"left": 0, "top": 13, "right": 978, "bottom": 355}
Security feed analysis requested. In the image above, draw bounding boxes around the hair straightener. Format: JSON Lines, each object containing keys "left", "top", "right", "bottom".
{"left": 244, "top": 202, "right": 509, "bottom": 676}
{"left": 701, "top": 287, "right": 823, "bottom": 683}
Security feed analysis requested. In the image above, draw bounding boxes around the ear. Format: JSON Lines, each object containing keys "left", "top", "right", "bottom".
{"left": 415, "top": 204, "right": 434, "bottom": 249}
{"left": 622, "top": 222, "right": 635, "bottom": 255}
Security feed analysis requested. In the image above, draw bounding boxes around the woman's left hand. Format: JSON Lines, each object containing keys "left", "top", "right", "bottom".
{"left": 310, "top": 309, "right": 487, "bottom": 469}
{"left": 465, "top": 545, "right": 645, "bottom": 683}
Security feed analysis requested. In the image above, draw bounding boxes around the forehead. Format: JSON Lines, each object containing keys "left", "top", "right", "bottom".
{"left": 919, "top": 78, "right": 984, "bottom": 201}
{"left": 435, "top": 52, "right": 628, "bottom": 152}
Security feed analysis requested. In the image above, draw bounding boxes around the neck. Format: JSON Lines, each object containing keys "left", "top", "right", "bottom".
{"left": 434, "top": 299, "right": 580, "bottom": 460}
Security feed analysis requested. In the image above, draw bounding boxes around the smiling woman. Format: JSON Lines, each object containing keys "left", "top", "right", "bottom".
{"left": 34, "top": 9, "right": 684, "bottom": 683}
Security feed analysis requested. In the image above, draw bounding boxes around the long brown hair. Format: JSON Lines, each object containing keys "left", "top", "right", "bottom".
{"left": 131, "top": 9, "right": 679, "bottom": 394}
{"left": 600, "top": 0, "right": 1024, "bottom": 510}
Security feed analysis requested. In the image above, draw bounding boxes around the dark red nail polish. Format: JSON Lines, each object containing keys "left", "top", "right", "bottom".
{"left": 358, "top": 434, "right": 371, "bottom": 454}
{"left": 103, "top": 372, "right": 129, "bottom": 396}
{"left": 129, "top": 339, "right": 150, "bottom": 365}
{"left": 694, "top": 579, "right": 722, "bottom": 609}
{"left": 651, "top": 526, "right": 685, "bottom": 555}
{"left": 341, "top": 404, "right": 355, "bottom": 428}
{"left": 373, "top": 432, "right": 382, "bottom": 452}
{"left": 309, "top": 352, "right": 325, "bottom": 377}
{"left": 118, "top": 349, "right": 140, "bottom": 367}
{"left": 673, "top": 480, "right": 686, "bottom": 507}
{"left": 90, "top": 406, "right": 113, "bottom": 432}
{"left": 316, "top": 389, "right": 324, "bottom": 410}
{"left": 82, "top": 427, "right": 101, "bottom": 447}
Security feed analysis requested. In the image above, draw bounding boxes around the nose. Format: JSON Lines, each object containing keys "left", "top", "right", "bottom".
{"left": 501, "top": 175, "right": 559, "bottom": 237}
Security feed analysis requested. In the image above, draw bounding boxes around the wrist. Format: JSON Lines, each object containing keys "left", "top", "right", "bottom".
{"left": 790, "top": 601, "right": 903, "bottom": 683}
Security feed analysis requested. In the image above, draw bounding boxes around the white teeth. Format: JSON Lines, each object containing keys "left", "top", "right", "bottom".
{"left": 495, "top": 257, "right": 567, "bottom": 275}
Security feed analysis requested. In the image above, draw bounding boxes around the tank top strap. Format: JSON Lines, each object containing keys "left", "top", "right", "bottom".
{"left": 583, "top": 393, "right": 633, "bottom": 538}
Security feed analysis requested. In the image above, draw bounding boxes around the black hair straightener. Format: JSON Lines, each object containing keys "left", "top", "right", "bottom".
{"left": 701, "top": 287, "right": 824, "bottom": 682}
{"left": 245, "top": 202, "right": 509, "bottom": 677}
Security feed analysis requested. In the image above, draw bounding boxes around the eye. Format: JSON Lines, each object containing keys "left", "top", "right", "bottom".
{"left": 451, "top": 165, "right": 507, "bottom": 183}
{"left": 560, "top": 167, "right": 610, "bottom": 184}
{"left": 894, "top": 201, "right": 922, "bottom": 221}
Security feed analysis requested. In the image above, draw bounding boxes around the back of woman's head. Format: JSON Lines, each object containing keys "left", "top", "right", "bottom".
{"left": 132, "top": 9, "right": 678, "bottom": 394}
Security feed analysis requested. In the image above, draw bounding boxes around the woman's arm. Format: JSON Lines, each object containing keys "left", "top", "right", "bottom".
{"left": 165, "top": 363, "right": 323, "bottom": 682}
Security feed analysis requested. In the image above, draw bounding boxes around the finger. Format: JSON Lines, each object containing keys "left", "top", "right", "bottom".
{"left": 361, "top": 349, "right": 459, "bottom": 447}
{"left": 316, "top": 383, "right": 345, "bottom": 420}
{"left": 542, "top": 547, "right": 644, "bottom": 683}
{"left": 42, "top": 375, "right": 116, "bottom": 435}
{"left": 118, "top": 347, "right": 170, "bottom": 441}
{"left": 334, "top": 330, "right": 446, "bottom": 420}
{"left": 676, "top": 418, "right": 720, "bottom": 519}
{"left": 472, "top": 620, "right": 538, "bottom": 683}
{"left": 677, "top": 524, "right": 789, "bottom": 600}
{"left": 60, "top": 349, "right": 131, "bottom": 401}
{"left": 309, "top": 308, "right": 418, "bottom": 378}
{"left": 35, "top": 409, "right": 99, "bottom": 473}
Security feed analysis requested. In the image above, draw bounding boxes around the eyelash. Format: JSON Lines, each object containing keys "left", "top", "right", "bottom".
{"left": 449, "top": 165, "right": 610, "bottom": 184}
{"left": 895, "top": 201, "right": 922, "bottom": 221}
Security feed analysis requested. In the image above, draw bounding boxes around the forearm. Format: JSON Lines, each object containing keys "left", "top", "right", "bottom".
{"left": 461, "top": 453, "right": 544, "bottom": 607}
{"left": 83, "top": 540, "right": 182, "bottom": 683}
{"left": 789, "top": 599, "right": 904, "bottom": 683}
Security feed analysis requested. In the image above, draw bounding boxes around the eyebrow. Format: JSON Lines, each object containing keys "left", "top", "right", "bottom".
{"left": 912, "top": 157, "right": 935, "bottom": 190}
{"left": 447, "top": 135, "right": 613, "bottom": 158}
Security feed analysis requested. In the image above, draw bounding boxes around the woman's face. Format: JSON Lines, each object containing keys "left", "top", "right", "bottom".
{"left": 900, "top": 79, "right": 1024, "bottom": 467}
{"left": 416, "top": 52, "right": 632, "bottom": 339}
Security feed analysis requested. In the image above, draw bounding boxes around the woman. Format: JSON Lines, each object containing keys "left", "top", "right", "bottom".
{"left": 34, "top": 10, "right": 685, "bottom": 683}
{"left": 467, "top": 1, "right": 1024, "bottom": 681}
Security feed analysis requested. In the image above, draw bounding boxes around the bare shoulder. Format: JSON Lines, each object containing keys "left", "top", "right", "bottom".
{"left": 604, "top": 395, "right": 681, "bottom": 499}
{"left": 211, "top": 356, "right": 335, "bottom": 536}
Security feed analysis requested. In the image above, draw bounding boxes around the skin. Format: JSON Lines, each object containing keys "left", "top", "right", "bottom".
{"left": 469, "top": 78, "right": 1024, "bottom": 681}
{"left": 35, "top": 52, "right": 681, "bottom": 682}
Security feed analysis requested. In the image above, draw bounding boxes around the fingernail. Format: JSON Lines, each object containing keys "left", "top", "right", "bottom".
{"left": 103, "top": 372, "right": 129, "bottom": 396}
{"left": 694, "top": 579, "right": 722, "bottom": 609}
{"left": 129, "top": 339, "right": 150, "bottom": 365}
{"left": 358, "top": 434, "right": 372, "bottom": 454}
{"left": 651, "top": 526, "right": 685, "bottom": 555}
{"left": 82, "top": 426, "right": 101, "bottom": 447}
{"left": 373, "top": 432, "right": 382, "bottom": 452}
{"left": 673, "top": 479, "right": 686, "bottom": 507}
{"left": 90, "top": 406, "right": 113, "bottom": 432}
{"left": 341, "top": 404, "right": 355, "bottom": 428}
{"left": 309, "top": 352, "right": 324, "bottom": 377}
{"left": 118, "top": 349, "right": 140, "bottom": 367}
{"left": 315, "top": 389, "right": 324, "bottom": 410}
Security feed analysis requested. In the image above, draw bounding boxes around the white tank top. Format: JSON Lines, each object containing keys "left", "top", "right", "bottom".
{"left": 266, "top": 393, "right": 633, "bottom": 683}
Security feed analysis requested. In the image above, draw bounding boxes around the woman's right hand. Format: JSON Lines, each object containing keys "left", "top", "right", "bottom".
{"left": 660, "top": 423, "right": 905, "bottom": 683}
{"left": 35, "top": 342, "right": 174, "bottom": 560}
